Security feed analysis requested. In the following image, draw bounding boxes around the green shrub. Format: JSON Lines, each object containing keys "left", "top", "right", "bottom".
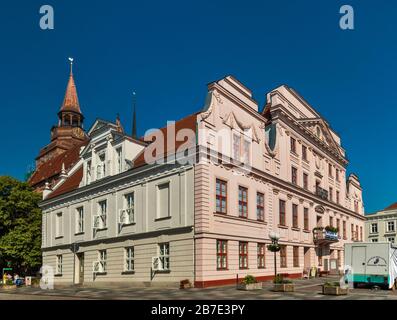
{"left": 243, "top": 275, "right": 258, "bottom": 285}
{"left": 273, "top": 275, "right": 292, "bottom": 284}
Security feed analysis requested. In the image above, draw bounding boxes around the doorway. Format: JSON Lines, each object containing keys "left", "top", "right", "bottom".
{"left": 75, "top": 253, "right": 84, "bottom": 285}
{"left": 304, "top": 247, "right": 311, "bottom": 270}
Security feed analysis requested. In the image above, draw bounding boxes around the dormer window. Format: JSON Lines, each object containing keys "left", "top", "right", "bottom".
{"left": 86, "top": 160, "right": 92, "bottom": 184}
{"left": 117, "top": 147, "right": 123, "bottom": 174}
{"left": 97, "top": 153, "right": 106, "bottom": 179}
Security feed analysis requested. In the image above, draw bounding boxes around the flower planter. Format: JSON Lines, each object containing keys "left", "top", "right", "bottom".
{"left": 237, "top": 283, "right": 263, "bottom": 291}
{"left": 273, "top": 283, "right": 295, "bottom": 292}
{"left": 322, "top": 286, "right": 348, "bottom": 296}
{"left": 180, "top": 280, "right": 192, "bottom": 289}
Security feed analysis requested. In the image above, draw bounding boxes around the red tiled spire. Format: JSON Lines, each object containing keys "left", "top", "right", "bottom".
{"left": 60, "top": 59, "right": 82, "bottom": 114}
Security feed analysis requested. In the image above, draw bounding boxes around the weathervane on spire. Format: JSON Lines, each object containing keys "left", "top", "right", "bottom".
{"left": 68, "top": 57, "right": 74, "bottom": 75}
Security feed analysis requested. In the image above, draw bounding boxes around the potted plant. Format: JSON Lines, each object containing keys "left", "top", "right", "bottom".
{"left": 322, "top": 281, "right": 348, "bottom": 296}
{"left": 2, "top": 279, "right": 16, "bottom": 290}
{"left": 180, "top": 279, "right": 192, "bottom": 289}
{"left": 272, "top": 275, "right": 294, "bottom": 292}
{"left": 325, "top": 226, "right": 339, "bottom": 233}
{"left": 237, "top": 275, "right": 262, "bottom": 291}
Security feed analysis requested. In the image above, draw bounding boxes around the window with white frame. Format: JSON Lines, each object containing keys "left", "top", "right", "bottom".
{"left": 99, "top": 250, "right": 107, "bottom": 272}
{"left": 56, "top": 255, "right": 63, "bottom": 275}
{"left": 232, "top": 133, "right": 240, "bottom": 161}
{"left": 94, "top": 200, "right": 107, "bottom": 230}
{"left": 86, "top": 160, "right": 92, "bottom": 184}
{"left": 389, "top": 237, "right": 395, "bottom": 243}
{"left": 371, "top": 223, "right": 378, "bottom": 234}
{"left": 387, "top": 221, "right": 395, "bottom": 233}
{"left": 157, "top": 183, "right": 170, "bottom": 219}
{"left": 121, "top": 193, "right": 134, "bottom": 225}
{"left": 117, "top": 147, "right": 123, "bottom": 173}
{"left": 242, "top": 139, "right": 251, "bottom": 164}
{"left": 76, "top": 207, "right": 84, "bottom": 234}
{"left": 158, "top": 243, "right": 170, "bottom": 270}
{"left": 125, "top": 247, "right": 134, "bottom": 272}
{"left": 96, "top": 153, "right": 106, "bottom": 179}
{"left": 55, "top": 212, "right": 63, "bottom": 238}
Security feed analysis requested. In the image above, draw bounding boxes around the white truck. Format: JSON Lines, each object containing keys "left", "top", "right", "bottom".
{"left": 344, "top": 242, "right": 397, "bottom": 289}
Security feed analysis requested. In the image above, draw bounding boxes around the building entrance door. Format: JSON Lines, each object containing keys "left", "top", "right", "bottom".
{"left": 76, "top": 253, "right": 84, "bottom": 284}
{"left": 304, "top": 247, "right": 311, "bottom": 269}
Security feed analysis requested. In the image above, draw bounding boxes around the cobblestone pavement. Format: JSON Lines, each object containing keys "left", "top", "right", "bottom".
{"left": 1, "top": 276, "right": 396, "bottom": 300}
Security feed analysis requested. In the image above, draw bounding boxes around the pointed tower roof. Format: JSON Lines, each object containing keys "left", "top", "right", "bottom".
{"left": 60, "top": 58, "right": 82, "bottom": 114}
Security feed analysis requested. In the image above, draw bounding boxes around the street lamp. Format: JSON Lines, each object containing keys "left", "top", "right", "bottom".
{"left": 268, "top": 232, "right": 281, "bottom": 280}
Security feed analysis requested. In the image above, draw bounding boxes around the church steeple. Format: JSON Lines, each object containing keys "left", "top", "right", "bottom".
{"left": 58, "top": 58, "right": 84, "bottom": 127}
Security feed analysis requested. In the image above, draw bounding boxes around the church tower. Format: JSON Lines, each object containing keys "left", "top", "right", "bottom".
{"left": 35, "top": 59, "right": 88, "bottom": 167}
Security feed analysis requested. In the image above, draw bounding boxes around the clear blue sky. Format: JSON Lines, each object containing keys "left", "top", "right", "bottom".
{"left": 0, "top": 0, "right": 395, "bottom": 213}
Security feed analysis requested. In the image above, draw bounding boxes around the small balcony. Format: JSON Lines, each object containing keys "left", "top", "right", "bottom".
{"left": 316, "top": 186, "right": 329, "bottom": 201}
{"left": 313, "top": 227, "right": 339, "bottom": 245}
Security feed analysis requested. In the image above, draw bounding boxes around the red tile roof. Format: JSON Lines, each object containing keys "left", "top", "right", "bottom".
{"left": 46, "top": 166, "right": 83, "bottom": 200}
{"left": 29, "top": 140, "right": 88, "bottom": 187}
{"left": 133, "top": 113, "right": 198, "bottom": 168}
{"left": 384, "top": 203, "right": 397, "bottom": 211}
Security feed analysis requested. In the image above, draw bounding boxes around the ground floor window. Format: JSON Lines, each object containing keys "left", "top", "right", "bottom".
{"left": 99, "top": 250, "right": 107, "bottom": 272}
{"left": 125, "top": 247, "right": 134, "bottom": 272}
{"left": 216, "top": 240, "right": 227, "bottom": 270}
{"left": 257, "top": 244, "right": 266, "bottom": 269}
{"left": 280, "top": 245, "right": 287, "bottom": 268}
{"left": 159, "top": 243, "right": 170, "bottom": 271}
{"left": 56, "top": 255, "right": 63, "bottom": 275}
{"left": 293, "top": 246, "right": 299, "bottom": 267}
{"left": 318, "top": 248, "right": 323, "bottom": 266}
{"left": 337, "top": 250, "right": 341, "bottom": 267}
{"left": 239, "top": 242, "right": 248, "bottom": 269}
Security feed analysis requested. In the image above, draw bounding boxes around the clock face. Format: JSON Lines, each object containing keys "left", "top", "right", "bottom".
{"left": 72, "top": 127, "right": 84, "bottom": 138}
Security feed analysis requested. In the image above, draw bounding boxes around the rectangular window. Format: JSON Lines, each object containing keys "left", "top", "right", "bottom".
{"left": 99, "top": 250, "right": 107, "bottom": 272}
{"left": 56, "top": 255, "right": 63, "bottom": 275}
{"left": 290, "top": 137, "right": 296, "bottom": 153}
{"left": 337, "top": 250, "right": 341, "bottom": 267}
{"left": 336, "top": 191, "right": 340, "bottom": 205}
{"left": 291, "top": 166, "right": 298, "bottom": 185}
{"left": 351, "top": 224, "right": 354, "bottom": 240}
{"left": 328, "top": 163, "right": 333, "bottom": 177}
{"left": 75, "top": 207, "right": 84, "bottom": 234}
{"left": 95, "top": 200, "right": 107, "bottom": 229}
{"left": 356, "top": 225, "right": 359, "bottom": 241}
{"left": 159, "top": 243, "right": 170, "bottom": 270}
{"left": 360, "top": 226, "right": 363, "bottom": 241}
{"left": 157, "top": 183, "right": 170, "bottom": 219}
{"left": 302, "top": 145, "right": 307, "bottom": 161}
{"left": 318, "top": 248, "right": 323, "bottom": 266}
{"left": 97, "top": 153, "right": 106, "bottom": 179}
{"left": 117, "top": 147, "right": 123, "bottom": 173}
{"left": 125, "top": 247, "right": 134, "bottom": 272}
{"left": 329, "top": 216, "right": 334, "bottom": 228}
{"left": 238, "top": 186, "right": 248, "bottom": 218}
{"left": 329, "top": 187, "right": 333, "bottom": 202}
{"left": 336, "top": 169, "right": 340, "bottom": 181}
{"left": 239, "top": 242, "right": 248, "bottom": 269}
{"left": 336, "top": 219, "right": 340, "bottom": 233}
{"left": 233, "top": 134, "right": 240, "bottom": 161}
{"left": 293, "top": 246, "right": 299, "bottom": 267}
{"left": 303, "top": 173, "right": 308, "bottom": 190}
{"left": 304, "top": 208, "right": 309, "bottom": 230}
{"left": 242, "top": 139, "right": 251, "bottom": 164}
{"left": 279, "top": 200, "right": 286, "bottom": 226}
{"left": 292, "top": 204, "right": 298, "bottom": 228}
{"left": 256, "top": 192, "right": 265, "bottom": 221}
{"left": 257, "top": 244, "right": 266, "bottom": 269}
{"left": 343, "top": 221, "right": 347, "bottom": 239}
{"left": 372, "top": 238, "right": 379, "bottom": 243}
{"left": 216, "top": 240, "right": 227, "bottom": 270}
{"left": 280, "top": 246, "right": 287, "bottom": 268}
{"left": 371, "top": 223, "right": 378, "bottom": 233}
{"left": 389, "top": 238, "right": 395, "bottom": 243}
{"left": 86, "top": 160, "right": 91, "bottom": 184}
{"left": 216, "top": 179, "right": 227, "bottom": 214}
{"left": 55, "top": 212, "right": 63, "bottom": 238}
{"left": 122, "top": 193, "right": 135, "bottom": 224}
{"left": 387, "top": 221, "right": 395, "bottom": 232}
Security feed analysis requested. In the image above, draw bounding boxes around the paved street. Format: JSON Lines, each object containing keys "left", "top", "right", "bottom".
{"left": 0, "top": 276, "right": 397, "bottom": 300}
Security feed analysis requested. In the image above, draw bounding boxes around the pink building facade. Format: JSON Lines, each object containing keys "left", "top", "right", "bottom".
{"left": 193, "top": 76, "right": 365, "bottom": 287}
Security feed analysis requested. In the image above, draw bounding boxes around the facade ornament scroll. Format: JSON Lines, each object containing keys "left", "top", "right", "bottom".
{"left": 201, "top": 89, "right": 222, "bottom": 121}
